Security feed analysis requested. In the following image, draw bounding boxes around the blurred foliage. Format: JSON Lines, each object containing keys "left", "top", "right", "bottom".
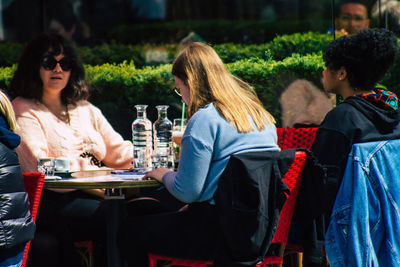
{"left": 1, "top": 54, "right": 327, "bottom": 139}
{"left": 0, "top": 42, "right": 24, "bottom": 67}
{"left": 0, "top": 32, "right": 333, "bottom": 67}
{"left": 1, "top": 31, "right": 399, "bottom": 140}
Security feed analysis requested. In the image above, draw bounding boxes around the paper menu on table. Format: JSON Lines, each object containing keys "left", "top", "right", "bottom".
{"left": 111, "top": 171, "right": 146, "bottom": 180}
{"left": 67, "top": 172, "right": 145, "bottom": 182}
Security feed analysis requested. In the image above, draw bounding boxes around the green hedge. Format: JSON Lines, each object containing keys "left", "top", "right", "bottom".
{"left": 0, "top": 54, "right": 328, "bottom": 139}
{"left": 1, "top": 38, "right": 399, "bottom": 140}
{"left": 0, "top": 32, "right": 334, "bottom": 68}
{"left": 0, "top": 42, "right": 24, "bottom": 67}
{"left": 267, "top": 32, "right": 335, "bottom": 61}
{"left": 215, "top": 32, "right": 335, "bottom": 62}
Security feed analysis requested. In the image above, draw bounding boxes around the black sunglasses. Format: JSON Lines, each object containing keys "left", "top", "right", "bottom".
{"left": 41, "top": 56, "right": 72, "bottom": 71}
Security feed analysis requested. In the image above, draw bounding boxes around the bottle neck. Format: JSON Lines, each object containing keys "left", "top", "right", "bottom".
{"left": 137, "top": 110, "right": 147, "bottom": 119}
{"left": 157, "top": 110, "right": 168, "bottom": 120}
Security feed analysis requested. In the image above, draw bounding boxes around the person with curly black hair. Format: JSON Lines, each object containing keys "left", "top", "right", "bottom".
{"left": 315, "top": 27, "right": 399, "bottom": 182}
{"left": 293, "top": 28, "right": 400, "bottom": 266}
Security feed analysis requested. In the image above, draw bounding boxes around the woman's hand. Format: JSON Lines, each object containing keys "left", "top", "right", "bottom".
{"left": 143, "top": 167, "right": 170, "bottom": 183}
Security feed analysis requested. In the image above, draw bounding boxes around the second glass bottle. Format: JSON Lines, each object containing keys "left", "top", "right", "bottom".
{"left": 153, "top": 105, "right": 174, "bottom": 169}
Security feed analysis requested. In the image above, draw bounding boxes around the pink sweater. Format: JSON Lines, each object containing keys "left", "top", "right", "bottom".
{"left": 12, "top": 97, "right": 133, "bottom": 172}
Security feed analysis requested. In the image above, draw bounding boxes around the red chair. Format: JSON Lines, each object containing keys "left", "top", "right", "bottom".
{"left": 278, "top": 127, "right": 317, "bottom": 265}
{"left": 21, "top": 172, "right": 45, "bottom": 267}
{"left": 279, "top": 128, "right": 318, "bottom": 150}
{"left": 148, "top": 253, "right": 213, "bottom": 267}
{"left": 277, "top": 127, "right": 285, "bottom": 148}
{"left": 257, "top": 151, "right": 307, "bottom": 266}
{"left": 148, "top": 151, "right": 307, "bottom": 267}
{"left": 22, "top": 172, "right": 94, "bottom": 267}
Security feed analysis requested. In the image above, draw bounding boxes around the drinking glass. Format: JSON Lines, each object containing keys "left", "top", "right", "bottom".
{"left": 172, "top": 119, "right": 187, "bottom": 166}
{"left": 37, "top": 158, "right": 59, "bottom": 179}
{"left": 172, "top": 119, "right": 187, "bottom": 147}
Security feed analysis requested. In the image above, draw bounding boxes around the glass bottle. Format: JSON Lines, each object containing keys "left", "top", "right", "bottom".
{"left": 132, "top": 105, "right": 153, "bottom": 171}
{"left": 153, "top": 105, "right": 174, "bottom": 170}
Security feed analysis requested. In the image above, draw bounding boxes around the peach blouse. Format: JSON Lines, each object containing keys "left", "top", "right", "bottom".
{"left": 12, "top": 97, "right": 133, "bottom": 172}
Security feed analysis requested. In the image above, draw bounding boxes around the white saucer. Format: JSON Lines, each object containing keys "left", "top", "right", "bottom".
{"left": 44, "top": 175, "right": 62, "bottom": 180}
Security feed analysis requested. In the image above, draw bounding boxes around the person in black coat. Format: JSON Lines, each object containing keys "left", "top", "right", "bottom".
{"left": 0, "top": 90, "right": 35, "bottom": 266}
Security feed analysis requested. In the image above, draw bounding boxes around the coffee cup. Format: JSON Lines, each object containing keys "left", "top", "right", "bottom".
{"left": 54, "top": 158, "right": 70, "bottom": 172}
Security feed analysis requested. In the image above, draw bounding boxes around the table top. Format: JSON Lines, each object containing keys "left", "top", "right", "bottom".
{"left": 43, "top": 169, "right": 161, "bottom": 189}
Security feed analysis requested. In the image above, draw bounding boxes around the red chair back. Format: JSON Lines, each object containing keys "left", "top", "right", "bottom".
{"left": 279, "top": 127, "right": 318, "bottom": 150}
{"left": 257, "top": 150, "right": 307, "bottom": 266}
{"left": 148, "top": 253, "right": 213, "bottom": 267}
{"left": 276, "top": 127, "right": 285, "bottom": 147}
{"left": 21, "top": 172, "right": 45, "bottom": 267}
{"left": 271, "top": 151, "right": 306, "bottom": 245}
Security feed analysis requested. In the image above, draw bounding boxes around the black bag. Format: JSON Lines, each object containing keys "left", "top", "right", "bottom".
{"left": 293, "top": 148, "right": 341, "bottom": 226}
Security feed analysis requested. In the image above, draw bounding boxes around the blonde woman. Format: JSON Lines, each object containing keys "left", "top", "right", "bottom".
{"left": 0, "top": 90, "right": 35, "bottom": 266}
{"left": 0, "top": 90, "right": 18, "bottom": 132}
{"left": 120, "top": 42, "right": 280, "bottom": 266}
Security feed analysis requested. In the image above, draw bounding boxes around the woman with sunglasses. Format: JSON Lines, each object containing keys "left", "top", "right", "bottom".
{"left": 9, "top": 33, "right": 133, "bottom": 267}
{"left": 10, "top": 33, "right": 133, "bottom": 173}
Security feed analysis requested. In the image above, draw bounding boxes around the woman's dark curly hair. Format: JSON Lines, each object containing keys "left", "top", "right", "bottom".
{"left": 323, "top": 28, "right": 398, "bottom": 90}
{"left": 10, "top": 33, "right": 89, "bottom": 104}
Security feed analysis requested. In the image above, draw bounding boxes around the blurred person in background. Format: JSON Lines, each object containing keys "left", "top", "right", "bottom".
{"left": 335, "top": 0, "right": 370, "bottom": 35}
{"left": 47, "top": 0, "right": 101, "bottom": 47}
{"left": 372, "top": 0, "right": 400, "bottom": 36}
{"left": 280, "top": 79, "right": 336, "bottom": 128}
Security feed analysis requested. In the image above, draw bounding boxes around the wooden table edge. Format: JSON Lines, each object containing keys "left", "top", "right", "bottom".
{"left": 44, "top": 179, "right": 161, "bottom": 189}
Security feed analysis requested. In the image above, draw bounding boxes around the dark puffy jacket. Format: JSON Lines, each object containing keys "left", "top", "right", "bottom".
{"left": 0, "top": 142, "right": 35, "bottom": 254}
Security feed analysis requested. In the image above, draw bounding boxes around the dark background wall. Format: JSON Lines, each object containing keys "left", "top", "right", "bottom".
{"left": 0, "top": 0, "right": 377, "bottom": 43}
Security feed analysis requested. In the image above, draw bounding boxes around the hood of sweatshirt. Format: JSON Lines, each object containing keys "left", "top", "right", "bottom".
{"left": 346, "top": 89, "right": 400, "bottom": 134}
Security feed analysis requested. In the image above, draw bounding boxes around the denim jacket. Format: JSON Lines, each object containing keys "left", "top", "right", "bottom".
{"left": 325, "top": 140, "right": 400, "bottom": 267}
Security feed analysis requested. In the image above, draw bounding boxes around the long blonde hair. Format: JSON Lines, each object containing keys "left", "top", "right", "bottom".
{"left": 172, "top": 42, "right": 275, "bottom": 133}
{"left": 0, "top": 90, "right": 18, "bottom": 132}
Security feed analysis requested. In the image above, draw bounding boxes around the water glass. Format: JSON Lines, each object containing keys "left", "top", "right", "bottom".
{"left": 151, "top": 150, "right": 174, "bottom": 169}
{"left": 37, "top": 158, "right": 56, "bottom": 177}
{"left": 151, "top": 152, "right": 160, "bottom": 169}
{"left": 172, "top": 119, "right": 187, "bottom": 147}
